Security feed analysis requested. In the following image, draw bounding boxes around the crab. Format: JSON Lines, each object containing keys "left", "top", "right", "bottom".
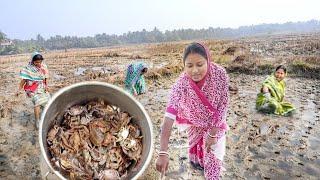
{"left": 101, "top": 105, "right": 119, "bottom": 119}
{"left": 89, "top": 101, "right": 117, "bottom": 119}
{"left": 82, "top": 149, "right": 91, "bottom": 164}
{"left": 47, "top": 125, "right": 61, "bottom": 144}
{"left": 65, "top": 116, "right": 81, "bottom": 128}
{"left": 49, "top": 142, "right": 62, "bottom": 157}
{"left": 59, "top": 132, "right": 76, "bottom": 153}
{"left": 120, "top": 138, "right": 138, "bottom": 150}
{"left": 89, "top": 126, "right": 105, "bottom": 147}
{"left": 119, "top": 112, "right": 132, "bottom": 127}
{"left": 106, "top": 148, "right": 124, "bottom": 170}
{"left": 91, "top": 108, "right": 106, "bottom": 118}
{"left": 89, "top": 120, "right": 109, "bottom": 146}
{"left": 80, "top": 115, "right": 93, "bottom": 125}
{"left": 122, "top": 141, "right": 142, "bottom": 161}
{"left": 116, "top": 127, "right": 129, "bottom": 142}
{"left": 68, "top": 130, "right": 81, "bottom": 152}
{"left": 59, "top": 155, "right": 73, "bottom": 171}
{"left": 102, "top": 132, "right": 116, "bottom": 147}
{"left": 59, "top": 155, "right": 92, "bottom": 180}
{"left": 89, "top": 148, "right": 105, "bottom": 163}
{"left": 105, "top": 105, "right": 117, "bottom": 115}
{"left": 67, "top": 105, "right": 86, "bottom": 116}
{"left": 98, "top": 169, "right": 120, "bottom": 180}
{"left": 128, "top": 124, "right": 141, "bottom": 138}
{"left": 74, "top": 124, "right": 90, "bottom": 142}
{"left": 109, "top": 112, "right": 132, "bottom": 133}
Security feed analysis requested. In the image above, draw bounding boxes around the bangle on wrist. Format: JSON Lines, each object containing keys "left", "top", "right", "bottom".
{"left": 208, "top": 132, "right": 218, "bottom": 138}
{"left": 157, "top": 151, "right": 169, "bottom": 157}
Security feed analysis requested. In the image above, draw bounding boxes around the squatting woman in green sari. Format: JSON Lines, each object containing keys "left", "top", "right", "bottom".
{"left": 256, "top": 65, "right": 295, "bottom": 116}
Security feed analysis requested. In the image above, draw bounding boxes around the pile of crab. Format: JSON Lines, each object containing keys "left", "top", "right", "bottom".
{"left": 46, "top": 100, "right": 143, "bottom": 179}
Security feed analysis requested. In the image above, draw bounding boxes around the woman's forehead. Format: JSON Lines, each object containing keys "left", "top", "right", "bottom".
{"left": 185, "top": 53, "right": 207, "bottom": 62}
{"left": 276, "top": 69, "right": 285, "bottom": 73}
{"left": 33, "top": 59, "right": 42, "bottom": 63}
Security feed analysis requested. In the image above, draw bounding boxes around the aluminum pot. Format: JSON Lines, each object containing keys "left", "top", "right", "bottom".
{"left": 39, "top": 81, "right": 153, "bottom": 180}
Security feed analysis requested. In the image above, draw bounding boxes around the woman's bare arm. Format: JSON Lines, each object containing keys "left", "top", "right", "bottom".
{"left": 159, "top": 117, "right": 174, "bottom": 151}
{"left": 16, "top": 79, "right": 26, "bottom": 96}
{"left": 18, "top": 79, "right": 26, "bottom": 91}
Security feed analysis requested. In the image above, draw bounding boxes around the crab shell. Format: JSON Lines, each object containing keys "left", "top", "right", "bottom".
{"left": 99, "top": 169, "right": 120, "bottom": 180}
{"left": 47, "top": 125, "right": 60, "bottom": 142}
{"left": 116, "top": 127, "right": 129, "bottom": 142}
{"left": 122, "top": 141, "right": 142, "bottom": 161}
{"left": 107, "top": 148, "right": 124, "bottom": 170}
{"left": 89, "top": 120, "right": 107, "bottom": 146}
{"left": 69, "top": 131, "right": 81, "bottom": 152}
{"left": 102, "top": 132, "right": 116, "bottom": 146}
{"left": 68, "top": 105, "right": 86, "bottom": 116}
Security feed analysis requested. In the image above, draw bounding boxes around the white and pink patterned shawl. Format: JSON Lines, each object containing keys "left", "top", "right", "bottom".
{"left": 165, "top": 43, "right": 229, "bottom": 145}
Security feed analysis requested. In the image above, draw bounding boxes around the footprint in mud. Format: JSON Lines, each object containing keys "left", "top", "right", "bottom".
{"left": 28, "top": 134, "right": 37, "bottom": 145}
{"left": 308, "top": 121, "right": 316, "bottom": 126}
{"left": 0, "top": 154, "right": 13, "bottom": 174}
{"left": 298, "top": 162, "right": 304, "bottom": 166}
{"left": 270, "top": 158, "right": 276, "bottom": 162}
{"left": 298, "top": 141, "right": 308, "bottom": 150}
{"left": 0, "top": 154, "right": 8, "bottom": 165}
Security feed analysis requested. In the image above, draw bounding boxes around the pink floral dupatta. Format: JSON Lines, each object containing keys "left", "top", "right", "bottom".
{"left": 165, "top": 42, "right": 229, "bottom": 179}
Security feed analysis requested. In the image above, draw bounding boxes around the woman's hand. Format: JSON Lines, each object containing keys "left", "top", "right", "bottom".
{"left": 205, "top": 135, "right": 218, "bottom": 153}
{"left": 17, "top": 79, "right": 26, "bottom": 96}
{"left": 263, "top": 92, "right": 271, "bottom": 100}
{"left": 15, "top": 90, "right": 22, "bottom": 97}
{"left": 45, "top": 86, "right": 50, "bottom": 93}
{"left": 132, "top": 85, "right": 138, "bottom": 96}
{"left": 133, "top": 91, "right": 138, "bottom": 96}
{"left": 156, "top": 117, "right": 174, "bottom": 175}
{"left": 156, "top": 155, "right": 169, "bottom": 174}
{"left": 262, "top": 86, "right": 269, "bottom": 93}
{"left": 205, "top": 127, "right": 220, "bottom": 153}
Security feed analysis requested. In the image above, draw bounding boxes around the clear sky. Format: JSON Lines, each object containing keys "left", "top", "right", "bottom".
{"left": 1, "top": 0, "right": 319, "bottom": 40}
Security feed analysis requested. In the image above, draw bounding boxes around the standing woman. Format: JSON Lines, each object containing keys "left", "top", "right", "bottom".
{"left": 17, "top": 52, "right": 50, "bottom": 129}
{"left": 156, "top": 42, "right": 229, "bottom": 179}
{"left": 124, "top": 62, "right": 148, "bottom": 96}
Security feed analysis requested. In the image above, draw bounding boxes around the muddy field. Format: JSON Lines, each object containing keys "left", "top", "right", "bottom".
{"left": 0, "top": 34, "right": 319, "bottom": 179}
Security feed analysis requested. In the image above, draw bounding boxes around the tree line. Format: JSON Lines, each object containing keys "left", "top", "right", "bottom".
{"left": 1, "top": 19, "right": 320, "bottom": 55}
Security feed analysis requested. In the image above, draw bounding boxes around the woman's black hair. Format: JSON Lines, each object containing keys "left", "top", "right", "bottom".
{"left": 141, "top": 67, "right": 148, "bottom": 73}
{"left": 183, "top": 43, "right": 207, "bottom": 63}
{"left": 275, "top": 65, "right": 286, "bottom": 73}
{"left": 32, "top": 54, "right": 44, "bottom": 62}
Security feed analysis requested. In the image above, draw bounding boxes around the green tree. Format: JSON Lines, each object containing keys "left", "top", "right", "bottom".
{"left": 0, "top": 31, "right": 6, "bottom": 42}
